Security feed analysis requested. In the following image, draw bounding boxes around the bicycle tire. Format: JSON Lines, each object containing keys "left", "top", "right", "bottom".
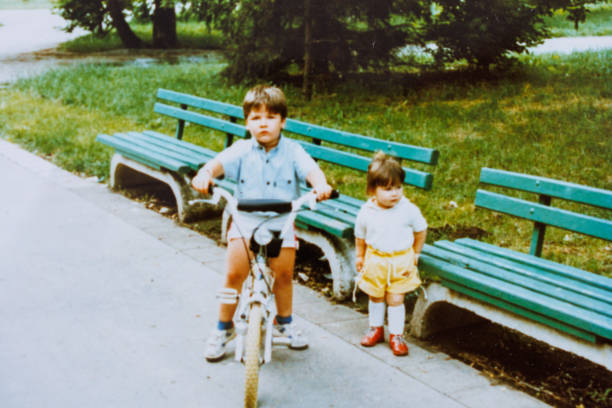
{"left": 244, "top": 303, "right": 262, "bottom": 408}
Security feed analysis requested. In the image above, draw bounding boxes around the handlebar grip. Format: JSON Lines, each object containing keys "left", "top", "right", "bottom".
{"left": 330, "top": 189, "right": 340, "bottom": 199}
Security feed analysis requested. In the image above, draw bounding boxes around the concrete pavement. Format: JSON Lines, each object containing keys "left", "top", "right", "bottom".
{"left": 0, "top": 138, "right": 549, "bottom": 408}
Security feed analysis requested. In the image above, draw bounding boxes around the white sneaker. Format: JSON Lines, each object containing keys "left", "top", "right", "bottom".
{"left": 273, "top": 321, "right": 308, "bottom": 350}
{"left": 205, "top": 328, "right": 236, "bottom": 362}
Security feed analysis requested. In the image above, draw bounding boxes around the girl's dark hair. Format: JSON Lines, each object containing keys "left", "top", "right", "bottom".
{"left": 366, "top": 151, "right": 405, "bottom": 195}
{"left": 243, "top": 84, "right": 287, "bottom": 119}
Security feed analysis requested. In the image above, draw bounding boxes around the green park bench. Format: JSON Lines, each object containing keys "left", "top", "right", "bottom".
{"left": 411, "top": 168, "right": 612, "bottom": 370}
{"left": 96, "top": 88, "right": 438, "bottom": 299}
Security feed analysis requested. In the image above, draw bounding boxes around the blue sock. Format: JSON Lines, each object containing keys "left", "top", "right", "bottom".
{"left": 275, "top": 315, "right": 292, "bottom": 325}
{"left": 217, "top": 320, "right": 233, "bottom": 330}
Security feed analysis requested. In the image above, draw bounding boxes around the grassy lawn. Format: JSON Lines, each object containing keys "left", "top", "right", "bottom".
{"left": 59, "top": 21, "right": 224, "bottom": 53}
{"left": 1, "top": 50, "right": 610, "bottom": 276}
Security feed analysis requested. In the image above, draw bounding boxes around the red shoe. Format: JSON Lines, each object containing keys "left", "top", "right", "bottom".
{"left": 360, "top": 326, "right": 384, "bottom": 347}
{"left": 389, "top": 334, "right": 409, "bottom": 356}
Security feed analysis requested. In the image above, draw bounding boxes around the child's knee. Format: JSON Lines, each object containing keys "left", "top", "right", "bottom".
{"left": 274, "top": 266, "right": 293, "bottom": 285}
{"left": 386, "top": 292, "right": 405, "bottom": 306}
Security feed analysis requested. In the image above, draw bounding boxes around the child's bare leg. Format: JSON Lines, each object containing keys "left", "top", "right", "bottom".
{"left": 218, "top": 238, "right": 251, "bottom": 322}
{"left": 269, "top": 247, "right": 296, "bottom": 317}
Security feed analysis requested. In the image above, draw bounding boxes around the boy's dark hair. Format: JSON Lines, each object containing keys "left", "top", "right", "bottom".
{"left": 366, "top": 151, "right": 405, "bottom": 195}
{"left": 243, "top": 85, "right": 287, "bottom": 119}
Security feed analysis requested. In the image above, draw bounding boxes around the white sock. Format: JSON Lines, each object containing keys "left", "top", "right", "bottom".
{"left": 368, "top": 300, "right": 385, "bottom": 328}
{"left": 387, "top": 305, "right": 405, "bottom": 335}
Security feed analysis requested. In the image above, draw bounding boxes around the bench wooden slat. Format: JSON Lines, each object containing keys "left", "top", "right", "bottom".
{"left": 97, "top": 133, "right": 191, "bottom": 173}
{"left": 296, "top": 210, "right": 353, "bottom": 238}
{"left": 475, "top": 190, "right": 612, "bottom": 241}
{"left": 435, "top": 240, "right": 612, "bottom": 306}
{"left": 297, "top": 140, "right": 433, "bottom": 190}
{"left": 157, "top": 88, "right": 243, "bottom": 118}
{"left": 154, "top": 103, "right": 247, "bottom": 138}
{"left": 419, "top": 251, "right": 612, "bottom": 341}
{"left": 121, "top": 132, "right": 211, "bottom": 168}
{"left": 455, "top": 238, "right": 612, "bottom": 291}
{"left": 480, "top": 168, "right": 612, "bottom": 210}
{"left": 426, "top": 242, "right": 612, "bottom": 316}
{"left": 284, "top": 119, "right": 438, "bottom": 165}
{"left": 142, "top": 130, "right": 220, "bottom": 158}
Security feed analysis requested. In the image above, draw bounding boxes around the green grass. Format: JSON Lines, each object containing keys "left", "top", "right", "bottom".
{"left": 543, "top": 3, "right": 612, "bottom": 37}
{"left": 1, "top": 51, "right": 610, "bottom": 276}
{"left": 59, "top": 21, "right": 224, "bottom": 53}
{"left": 0, "top": 0, "right": 52, "bottom": 9}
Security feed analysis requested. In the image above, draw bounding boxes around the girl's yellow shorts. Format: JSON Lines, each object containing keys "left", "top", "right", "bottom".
{"left": 357, "top": 246, "right": 421, "bottom": 298}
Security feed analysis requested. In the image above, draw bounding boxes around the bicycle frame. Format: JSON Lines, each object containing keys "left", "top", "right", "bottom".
{"left": 189, "top": 184, "right": 320, "bottom": 365}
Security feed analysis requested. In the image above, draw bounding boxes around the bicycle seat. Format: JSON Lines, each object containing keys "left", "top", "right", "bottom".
{"left": 237, "top": 199, "right": 292, "bottom": 213}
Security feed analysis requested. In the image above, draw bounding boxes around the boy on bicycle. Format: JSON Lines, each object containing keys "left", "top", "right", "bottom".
{"left": 192, "top": 85, "right": 333, "bottom": 362}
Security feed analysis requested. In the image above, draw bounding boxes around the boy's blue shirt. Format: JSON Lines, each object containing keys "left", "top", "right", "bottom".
{"left": 217, "top": 134, "right": 318, "bottom": 201}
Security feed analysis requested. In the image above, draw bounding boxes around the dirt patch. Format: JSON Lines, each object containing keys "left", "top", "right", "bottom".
{"left": 427, "top": 323, "right": 612, "bottom": 408}
{"left": 131, "top": 190, "right": 611, "bottom": 408}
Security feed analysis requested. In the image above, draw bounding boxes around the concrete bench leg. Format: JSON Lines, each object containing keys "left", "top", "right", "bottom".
{"left": 296, "top": 229, "right": 355, "bottom": 300}
{"left": 410, "top": 282, "right": 612, "bottom": 371}
{"left": 109, "top": 153, "right": 220, "bottom": 222}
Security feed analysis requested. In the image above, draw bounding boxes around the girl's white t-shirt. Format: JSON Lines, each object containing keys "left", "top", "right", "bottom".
{"left": 354, "top": 196, "right": 427, "bottom": 253}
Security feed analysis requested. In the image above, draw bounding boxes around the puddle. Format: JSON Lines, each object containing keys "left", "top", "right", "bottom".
{"left": 0, "top": 48, "right": 223, "bottom": 85}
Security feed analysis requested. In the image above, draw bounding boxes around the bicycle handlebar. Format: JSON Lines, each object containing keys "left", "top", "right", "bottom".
{"left": 190, "top": 182, "right": 339, "bottom": 215}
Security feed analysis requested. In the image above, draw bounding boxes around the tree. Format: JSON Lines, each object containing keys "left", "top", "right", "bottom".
{"left": 107, "top": 0, "right": 144, "bottom": 48}
{"left": 55, "top": 0, "right": 179, "bottom": 49}
{"left": 152, "top": 0, "right": 177, "bottom": 48}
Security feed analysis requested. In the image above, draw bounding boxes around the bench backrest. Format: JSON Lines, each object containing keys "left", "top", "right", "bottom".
{"left": 475, "top": 167, "right": 612, "bottom": 256}
{"left": 154, "top": 88, "right": 438, "bottom": 190}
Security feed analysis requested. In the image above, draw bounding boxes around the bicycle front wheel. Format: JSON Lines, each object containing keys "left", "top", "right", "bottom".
{"left": 244, "top": 303, "right": 262, "bottom": 408}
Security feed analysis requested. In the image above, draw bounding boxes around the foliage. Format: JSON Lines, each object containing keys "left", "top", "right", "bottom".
{"left": 424, "top": 0, "right": 547, "bottom": 67}
{"left": 210, "top": 0, "right": 425, "bottom": 81}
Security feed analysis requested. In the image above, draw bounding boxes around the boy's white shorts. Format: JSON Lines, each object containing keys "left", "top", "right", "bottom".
{"left": 226, "top": 210, "right": 298, "bottom": 248}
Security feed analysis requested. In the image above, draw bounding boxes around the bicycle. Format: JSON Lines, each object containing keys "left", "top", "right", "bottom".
{"left": 190, "top": 183, "right": 337, "bottom": 408}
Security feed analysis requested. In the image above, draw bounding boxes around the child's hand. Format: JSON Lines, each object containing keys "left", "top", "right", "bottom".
{"left": 313, "top": 183, "right": 333, "bottom": 201}
{"left": 192, "top": 168, "right": 213, "bottom": 194}
{"left": 355, "top": 257, "right": 364, "bottom": 273}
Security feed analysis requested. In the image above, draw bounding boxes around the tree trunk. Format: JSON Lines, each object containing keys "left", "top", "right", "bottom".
{"left": 153, "top": 0, "right": 177, "bottom": 49}
{"left": 302, "top": 0, "right": 313, "bottom": 100}
{"left": 107, "top": 0, "right": 143, "bottom": 48}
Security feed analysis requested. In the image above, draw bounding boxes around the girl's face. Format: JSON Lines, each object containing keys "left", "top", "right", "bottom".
{"left": 374, "top": 183, "right": 403, "bottom": 209}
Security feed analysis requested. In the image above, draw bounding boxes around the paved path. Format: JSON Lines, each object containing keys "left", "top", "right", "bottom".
{"left": 0, "top": 9, "right": 86, "bottom": 58}
{"left": 0, "top": 139, "right": 550, "bottom": 407}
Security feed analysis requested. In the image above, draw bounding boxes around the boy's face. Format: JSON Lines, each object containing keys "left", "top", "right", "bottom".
{"left": 374, "top": 183, "right": 403, "bottom": 209}
{"left": 245, "top": 105, "right": 286, "bottom": 152}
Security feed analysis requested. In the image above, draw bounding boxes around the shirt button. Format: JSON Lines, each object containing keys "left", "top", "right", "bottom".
{"left": 266, "top": 181, "right": 270, "bottom": 185}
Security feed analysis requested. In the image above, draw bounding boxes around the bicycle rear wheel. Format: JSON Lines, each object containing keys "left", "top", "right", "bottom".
{"left": 244, "top": 303, "right": 262, "bottom": 408}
